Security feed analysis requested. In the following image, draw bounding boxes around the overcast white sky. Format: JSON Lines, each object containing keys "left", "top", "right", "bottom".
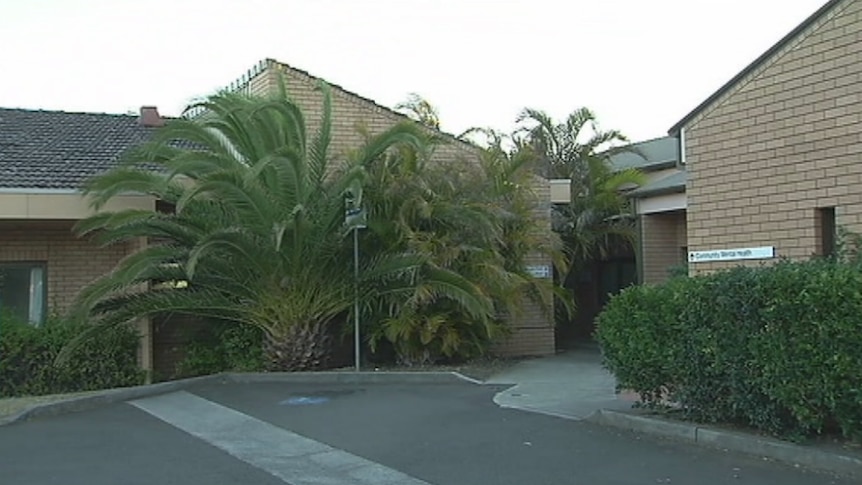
{"left": 0, "top": 0, "right": 829, "bottom": 142}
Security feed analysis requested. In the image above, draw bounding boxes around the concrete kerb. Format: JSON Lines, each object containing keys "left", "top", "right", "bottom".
{"left": 587, "top": 409, "right": 862, "bottom": 479}
{"left": 0, "top": 374, "right": 224, "bottom": 426}
{"left": 224, "top": 371, "right": 484, "bottom": 385}
{"left": 493, "top": 402, "right": 596, "bottom": 422}
{"left": 0, "top": 370, "right": 483, "bottom": 426}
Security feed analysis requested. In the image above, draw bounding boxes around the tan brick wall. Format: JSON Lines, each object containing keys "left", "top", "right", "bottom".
{"left": 0, "top": 221, "right": 133, "bottom": 314}
{"left": 641, "top": 210, "right": 687, "bottom": 284}
{"left": 492, "top": 327, "right": 555, "bottom": 356}
{"left": 248, "top": 61, "right": 474, "bottom": 167}
{"left": 684, "top": 0, "right": 862, "bottom": 275}
{"left": 492, "top": 176, "right": 555, "bottom": 356}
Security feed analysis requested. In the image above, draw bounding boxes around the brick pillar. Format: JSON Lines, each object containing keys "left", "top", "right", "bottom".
{"left": 492, "top": 175, "right": 556, "bottom": 356}
{"left": 130, "top": 237, "right": 154, "bottom": 382}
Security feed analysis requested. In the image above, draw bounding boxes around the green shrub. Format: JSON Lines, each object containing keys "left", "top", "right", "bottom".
{"left": 0, "top": 314, "right": 144, "bottom": 397}
{"left": 750, "top": 260, "right": 862, "bottom": 440}
{"left": 671, "top": 266, "right": 795, "bottom": 434}
{"left": 176, "top": 322, "right": 264, "bottom": 378}
{"left": 594, "top": 277, "right": 686, "bottom": 403}
{"left": 596, "top": 258, "right": 862, "bottom": 442}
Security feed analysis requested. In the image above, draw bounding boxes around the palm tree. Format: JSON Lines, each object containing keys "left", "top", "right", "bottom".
{"left": 516, "top": 107, "right": 625, "bottom": 178}
{"left": 60, "top": 81, "right": 429, "bottom": 370}
{"left": 475, "top": 130, "right": 572, "bottom": 317}
{"left": 358, "top": 131, "right": 563, "bottom": 365}
{"left": 516, "top": 107, "right": 646, "bottom": 280}
{"left": 395, "top": 93, "right": 441, "bottom": 130}
{"left": 553, "top": 156, "right": 646, "bottom": 273}
{"left": 358, "top": 140, "right": 504, "bottom": 364}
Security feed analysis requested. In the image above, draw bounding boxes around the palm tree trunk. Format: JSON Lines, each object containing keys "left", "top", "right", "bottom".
{"left": 263, "top": 320, "right": 333, "bottom": 371}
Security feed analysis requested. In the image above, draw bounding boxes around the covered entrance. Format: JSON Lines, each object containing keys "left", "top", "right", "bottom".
{"left": 555, "top": 242, "right": 636, "bottom": 350}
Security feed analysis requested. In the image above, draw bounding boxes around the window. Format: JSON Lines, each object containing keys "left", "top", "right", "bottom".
{"left": 817, "top": 207, "right": 837, "bottom": 257}
{"left": 0, "top": 263, "right": 46, "bottom": 325}
{"left": 155, "top": 199, "right": 176, "bottom": 215}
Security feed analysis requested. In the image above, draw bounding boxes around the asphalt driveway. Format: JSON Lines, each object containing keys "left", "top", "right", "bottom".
{"left": 0, "top": 381, "right": 849, "bottom": 485}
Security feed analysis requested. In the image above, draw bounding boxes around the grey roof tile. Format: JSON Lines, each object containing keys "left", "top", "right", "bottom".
{"left": 607, "top": 136, "right": 679, "bottom": 172}
{"left": 0, "top": 108, "right": 157, "bottom": 190}
{"left": 628, "top": 170, "right": 687, "bottom": 198}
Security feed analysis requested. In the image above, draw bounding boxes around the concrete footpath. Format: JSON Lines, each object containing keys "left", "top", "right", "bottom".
{"left": 485, "top": 344, "right": 862, "bottom": 478}
{"left": 486, "top": 343, "right": 636, "bottom": 419}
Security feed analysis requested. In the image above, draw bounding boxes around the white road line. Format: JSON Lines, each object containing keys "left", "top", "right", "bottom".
{"left": 130, "top": 391, "right": 433, "bottom": 485}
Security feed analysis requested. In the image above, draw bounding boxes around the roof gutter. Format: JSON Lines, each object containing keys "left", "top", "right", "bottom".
{"left": 627, "top": 184, "right": 687, "bottom": 199}
{"left": 0, "top": 188, "right": 154, "bottom": 197}
{"left": 633, "top": 159, "right": 678, "bottom": 172}
{"left": 0, "top": 188, "right": 81, "bottom": 195}
{"left": 679, "top": 127, "right": 687, "bottom": 167}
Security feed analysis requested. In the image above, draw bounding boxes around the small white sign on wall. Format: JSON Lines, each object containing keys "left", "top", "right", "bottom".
{"left": 688, "top": 246, "right": 775, "bottom": 263}
{"left": 526, "top": 265, "right": 552, "bottom": 278}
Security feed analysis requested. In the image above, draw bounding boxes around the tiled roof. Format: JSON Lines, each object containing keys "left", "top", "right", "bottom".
{"left": 607, "top": 136, "right": 679, "bottom": 172}
{"left": 0, "top": 108, "right": 156, "bottom": 190}
{"left": 628, "top": 170, "right": 687, "bottom": 198}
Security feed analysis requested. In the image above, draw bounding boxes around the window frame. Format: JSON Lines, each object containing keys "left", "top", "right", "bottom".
{"left": 0, "top": 261, "right": 48, "bottom": 325}
{"left": 817, "top": 207, "right": 837, "bottom": 257}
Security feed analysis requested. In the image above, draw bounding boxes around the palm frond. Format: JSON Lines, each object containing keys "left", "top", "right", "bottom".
{"left": 185, "top": 227, "right": 269, "bottom": 280}
{"left": 81, "top": 168, "right": 169, "bottom": 210}
{"left": 307, "top": 81, "right": 333, "bottom": 186}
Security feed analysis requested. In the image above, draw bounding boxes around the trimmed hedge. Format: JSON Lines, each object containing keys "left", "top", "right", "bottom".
{"left": 0, "top": 315, "right": 145, "bottom": 397}
{"left": 596, "top": 258, "right": 862, "bottom": 442}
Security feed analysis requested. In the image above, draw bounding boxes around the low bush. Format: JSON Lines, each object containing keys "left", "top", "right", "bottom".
{"left": 596, "top": 257, "right": 862, "bottom": 442}
{"left": 593, "top": 277, "right": 686, "bottom": 403}
{"left": 176, "top": 322, "right": 264, "bottom": 378}
{"left": 0, "top": 315, "right": 144, "bottom": 397}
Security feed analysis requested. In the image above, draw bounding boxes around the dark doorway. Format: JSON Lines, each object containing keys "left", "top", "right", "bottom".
{"left": 555, "top": 246, "right": 636, "bottom": 350}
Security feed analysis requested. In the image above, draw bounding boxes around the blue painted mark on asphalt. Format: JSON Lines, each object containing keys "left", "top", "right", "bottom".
{"left": 280, "top": 396, "right": 331, "bottom": 406}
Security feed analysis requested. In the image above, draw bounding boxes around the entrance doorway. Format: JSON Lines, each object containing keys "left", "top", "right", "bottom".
{"left": 555, "top": 256, "right": 636, "bottom": 350}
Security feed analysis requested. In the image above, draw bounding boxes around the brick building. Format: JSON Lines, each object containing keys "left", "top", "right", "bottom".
{"left": 551, "top": 136, "right": 683, "bottom": 342}
{"left": 633, "top": 0, "right": 862, "bottom": 282}
{"left": 0, "top": 109, "right": 158, "bottom": 366}
{"left": 0, "top": 59, "right": 555, "bottom": 375}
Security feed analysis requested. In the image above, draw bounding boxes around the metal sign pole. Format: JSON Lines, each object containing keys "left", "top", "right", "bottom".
{"left": 353, "top": 226, "right": 360, "bottom": 371}
{"left": 345, "top": 198, "right": 366, "bottom": 372}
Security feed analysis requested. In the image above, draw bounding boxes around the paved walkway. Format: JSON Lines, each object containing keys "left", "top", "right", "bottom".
{"left": 485, "top": 345, "right": 861, "bottom": 479}
{"left": 486, "top": 343, "right": 637, "bottom": 420}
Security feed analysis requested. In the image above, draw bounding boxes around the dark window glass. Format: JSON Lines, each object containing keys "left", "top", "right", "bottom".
{"left": 0, "top": 263, "right": 46, "bottom": 325}
{"left": 818, "top": 207, "right": 836, "bottom": 257}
